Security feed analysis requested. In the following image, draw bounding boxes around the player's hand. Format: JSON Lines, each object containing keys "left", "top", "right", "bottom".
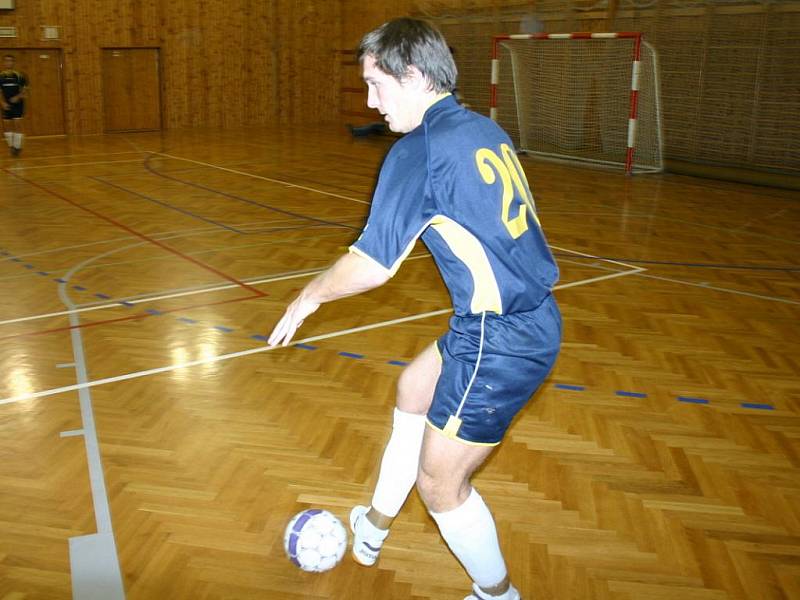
{"left": 1, "top": 102, "right": 8, "bottom": 110}
{"left": 268, "top": 293, "right": 320, "bottom": 347}
{"left": 9, "top": 97, "right": 17, "bottom": 104}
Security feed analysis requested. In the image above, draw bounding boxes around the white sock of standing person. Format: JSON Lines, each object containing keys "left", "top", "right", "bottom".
{"left": 430, "top": 488, "right": 520, "bottom": 600}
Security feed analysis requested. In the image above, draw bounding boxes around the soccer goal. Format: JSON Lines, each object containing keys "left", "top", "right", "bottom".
{"left": 490, "top": 32, "right": 663, "bottom": 174}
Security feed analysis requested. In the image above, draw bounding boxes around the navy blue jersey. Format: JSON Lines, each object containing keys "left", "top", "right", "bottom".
{"left": 0, "top": 70, "right": 26, "bottom": 101}
{"left": 351, "top": 94, "right": 558, "bottom": 316}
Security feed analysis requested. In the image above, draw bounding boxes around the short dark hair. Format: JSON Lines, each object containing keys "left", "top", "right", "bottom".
{"left": 358, "top": 18, "right": 457, "bottom": 94}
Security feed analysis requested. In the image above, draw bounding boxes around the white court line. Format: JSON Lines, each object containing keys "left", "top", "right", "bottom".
{"left": 634, "top": 271, "right": 800, "bottom": 306}
{"left": 10, "top": 150, "right": 144, "bottom": 162}
{"left": 0, "top": 244, "right": 628, "bottom": 327}
{"left": 0, "top": 253, "right": 432, "bottom": 327}
{"left": 153, "top": 152, "right": 372, "bottom": 206}
{"left": 7, "top": 159, "right": 146, "bottom": 171}
{"left": 549, "top": 244, "right": 642, "bottom": 272}
{"left": 0, "top": 270, "right": 642, "bottom": 406}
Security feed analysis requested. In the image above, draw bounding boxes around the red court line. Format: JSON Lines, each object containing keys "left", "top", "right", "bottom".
{"left": 2, "top": 168, "right": 266, "bottom": 297}
{"left": 0, "top": 295, "right": 263, "bottom": 342}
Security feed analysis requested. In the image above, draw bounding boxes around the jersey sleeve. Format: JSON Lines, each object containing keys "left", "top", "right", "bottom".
{"left": 349, "top": 138, "right": 435, "bottom": 276}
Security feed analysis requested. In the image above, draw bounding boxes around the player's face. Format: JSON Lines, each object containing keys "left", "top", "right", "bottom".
{"left": 362, "top": 55, "right": 425, "bottom": 134}
{"left": 3, "top": 57, "right": 13, "bottom": 70}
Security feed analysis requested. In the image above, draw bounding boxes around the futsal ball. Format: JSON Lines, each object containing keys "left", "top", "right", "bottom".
{"left": 284, "top": 509, "right": 348, "bottom": 572}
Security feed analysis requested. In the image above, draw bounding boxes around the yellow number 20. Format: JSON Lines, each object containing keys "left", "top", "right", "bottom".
{"left": 475, "top": 144, "right": 540, "bottom": 239}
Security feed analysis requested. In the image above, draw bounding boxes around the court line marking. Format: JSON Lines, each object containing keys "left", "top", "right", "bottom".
{"left": 91, "top": 175, "right": 246, "bottom": 234}
{"left": 2, "top": 167, "right": 266, "bottom": 298}
{"left": 152, "top": 152, "right": 372, "bottom": 206}
{"left": 0, "top": 253, "right": 431, "bottom": 327}
{"left": 7, "top": 159, "right": 146, "bottom": 171}
{"left": 0, "top": 270, "right": 641, "bottom": 406}
{"left": 60, "top": 429, "right": 85, "bottom": 438}
{"left": 59, "top": 252, "right": 126, "bottom": 599}
{"left": 143, "top": 154, "right": 362, "bottom": 231}
{"left": 9, "top": 150, "right": 144, "bottom": 162}
{"left": 0, "top": 219, "right": 358, "bottom": 281}
{"left": 632, "top": 271, "right": 800, "bottom": 306}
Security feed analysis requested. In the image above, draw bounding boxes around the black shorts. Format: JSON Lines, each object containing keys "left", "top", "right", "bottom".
{"left": 2, "top": 101, "right": 24, "bottom": 120}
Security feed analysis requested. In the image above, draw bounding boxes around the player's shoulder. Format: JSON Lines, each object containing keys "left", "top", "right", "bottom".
{"left": 424, "top": 98, "right": 513, "bottom": 154}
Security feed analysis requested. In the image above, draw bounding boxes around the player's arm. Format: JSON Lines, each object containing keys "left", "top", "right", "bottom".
{"left": 268, "top": 252, "right": 390, "bottom": 347}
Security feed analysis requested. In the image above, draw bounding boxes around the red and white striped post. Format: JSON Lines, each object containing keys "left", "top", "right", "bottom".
{"left": 490, "top": 32, "right": 644, "bottom": 175}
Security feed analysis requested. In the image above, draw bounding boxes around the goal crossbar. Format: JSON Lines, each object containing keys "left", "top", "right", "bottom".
{"left": 490, "top": 31, "right": 661, "bottom": 175}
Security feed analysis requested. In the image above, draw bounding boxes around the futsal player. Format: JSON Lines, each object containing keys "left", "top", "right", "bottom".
{"left": 0, "top": 54, "right": 28, "bottom": 156}
{"left": 269, "top": 18, "right": 561, "bottom": 600}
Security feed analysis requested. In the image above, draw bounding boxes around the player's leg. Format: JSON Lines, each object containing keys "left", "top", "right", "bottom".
{"left": 11, "top": 115, "right": 23, "bottom": 155}
{"left": 2, "top": 118, "right": 13, "bottom": 153}
{"left": 420, "top": 301, "right": 561, "bottom": 599}
{"left": 350, "top": 341, "right": 441, "bottom": 566}
{"left": 418, "top": 430, "right": 518, "bottom": 600}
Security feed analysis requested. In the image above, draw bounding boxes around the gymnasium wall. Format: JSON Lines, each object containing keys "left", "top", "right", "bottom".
{"left": 0, "top": 0, "right": 342, "bottom": 134}
{"left": 338, "top": 0, "right": 800, "bottom": 182}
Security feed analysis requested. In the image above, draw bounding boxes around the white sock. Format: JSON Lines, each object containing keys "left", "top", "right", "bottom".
{"left": 3, "top": 132, "right": 11, "bottom": 147}
{"left": 370, "top": 408, "right": 426, "bottom": 518}
{"left": 12, "top": 132, "right": 22, "bottom": 149}
{"left": 430, "top": 488, "right": 508, "bottom": 590}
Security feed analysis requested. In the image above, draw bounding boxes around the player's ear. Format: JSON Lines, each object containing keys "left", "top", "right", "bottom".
{"left": 404, "top": 65, "right": 427, "bottom": 91}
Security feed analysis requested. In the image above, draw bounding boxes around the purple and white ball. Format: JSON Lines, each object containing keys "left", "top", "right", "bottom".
{"left": 284, "top": 509, "right": 348, "bottom": 572}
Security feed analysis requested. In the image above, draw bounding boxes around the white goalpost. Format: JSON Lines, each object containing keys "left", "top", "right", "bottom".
{"left": 490, "top": 32, "right": 663, "bottom": 174}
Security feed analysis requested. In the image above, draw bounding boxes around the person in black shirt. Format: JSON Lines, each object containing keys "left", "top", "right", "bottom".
{"left": 1, "top": 54, "right": 28, "bottom": 156}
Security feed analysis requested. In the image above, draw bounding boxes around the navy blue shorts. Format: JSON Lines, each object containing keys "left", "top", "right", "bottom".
{"left": 427, "top": 294, "right": 561, "bottom": 445}
{"left": 2, "top": 100, "right": 23, "bottom": 120}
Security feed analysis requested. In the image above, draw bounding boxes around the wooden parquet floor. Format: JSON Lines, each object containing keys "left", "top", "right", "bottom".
{"left": 0, "top": 128, "right": 798, "bottom": 599}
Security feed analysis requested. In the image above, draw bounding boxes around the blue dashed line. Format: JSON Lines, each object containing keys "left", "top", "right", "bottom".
{"left": 616, "top": 390, "right": 647, "bottom": 398}
{"left": 0, "top": 246, "right": 781, "bottom": 413}
{"left": 678, "top": 396, "right": 709, "bottom": 405}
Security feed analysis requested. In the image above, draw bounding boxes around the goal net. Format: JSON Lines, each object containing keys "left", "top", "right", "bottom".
{"left": 490, "top": 33, "right": 663, "bottom": 174}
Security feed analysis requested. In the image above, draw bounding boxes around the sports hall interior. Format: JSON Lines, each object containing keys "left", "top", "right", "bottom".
{"left": 0, "top": 1, "right": 798, "bottom": 599}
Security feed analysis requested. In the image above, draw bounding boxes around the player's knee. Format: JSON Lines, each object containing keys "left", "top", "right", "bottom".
{"left": 416, "top": 465, "right": 463, "bottom": 512}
